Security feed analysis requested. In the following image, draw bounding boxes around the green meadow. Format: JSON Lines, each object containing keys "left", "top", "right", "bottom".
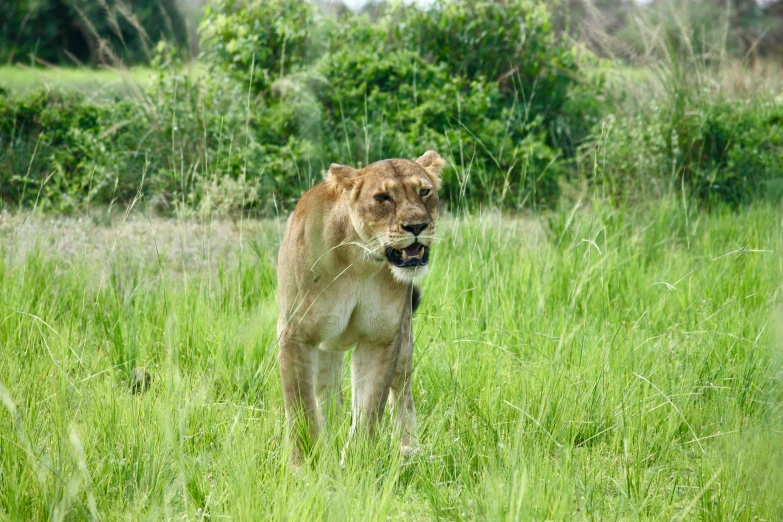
{"left": 1, "top": 198, "right": 781, "bottom": 520}
{"left": 0, "top": 66, "right": 156, "bottom": 98}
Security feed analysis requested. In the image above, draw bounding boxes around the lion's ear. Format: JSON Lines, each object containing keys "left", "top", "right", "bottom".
{"left": 415, "top": 150, "right": 445, "bottom": 191}
{"left": 328, "top": 163, "right": 359, "bottom": 189}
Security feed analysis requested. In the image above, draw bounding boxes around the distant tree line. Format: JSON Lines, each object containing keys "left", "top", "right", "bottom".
{"left": 0, "top": 0, "right": 188, "bottom": 65}
{"left": 344, "top": 0, "right": 783, "bottom": 61}
{"left": 4, "top": 0, "right": 781, "bottom": 67}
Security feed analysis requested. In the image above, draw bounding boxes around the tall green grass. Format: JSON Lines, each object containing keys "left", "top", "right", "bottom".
{"left": 1, "top": 198, "right": 780, "bottom": 520}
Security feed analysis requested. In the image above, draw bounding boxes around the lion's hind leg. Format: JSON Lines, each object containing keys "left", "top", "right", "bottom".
{"left": 279, "top": 332, "right": 320, "bottom": 466}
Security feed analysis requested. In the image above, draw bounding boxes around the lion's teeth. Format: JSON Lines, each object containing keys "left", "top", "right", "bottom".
{"left": 418, "top": 246, "right": 424, "bottom": 257}
{"left": 402, "top": 250, "right": 410, "bottom": 261}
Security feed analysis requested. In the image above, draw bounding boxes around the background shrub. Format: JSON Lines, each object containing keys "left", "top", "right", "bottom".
{"left": 192, "top": 0, "right": 584, "bottom": 209}
{"left": 2, "top": 0, "right": 779, "bottom": 215}
{"left": 591, "top": 94, "right": 783, "bottom": 207}
{"left": 0, "top": 88, "right": 146, "bottom": 209}
{"left": 198, "top": 0, "right": 318, "bottom": 96}
{"left": 0, "top": 44, "right": 320, "bottom": 214}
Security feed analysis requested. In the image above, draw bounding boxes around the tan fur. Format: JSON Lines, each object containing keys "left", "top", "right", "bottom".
{"left": 277, "top": 151, "right": 444, "bottom": 465}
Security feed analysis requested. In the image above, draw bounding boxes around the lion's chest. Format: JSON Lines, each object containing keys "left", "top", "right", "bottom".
{"left": 318, "top": 277, "right": 403, "bottom": 350}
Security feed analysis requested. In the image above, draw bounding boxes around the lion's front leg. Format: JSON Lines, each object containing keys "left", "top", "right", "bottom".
{"left": 389, "top": 347, "right": 418, "bottom": 455}
{"left": 279, "top": 331, "right": 320, "bottom": 466}
{"left": 390, "top": 293, "right": 419, "bottom": 456}
{"left": 348, "top": 337, "right": 402, "bottom": 440}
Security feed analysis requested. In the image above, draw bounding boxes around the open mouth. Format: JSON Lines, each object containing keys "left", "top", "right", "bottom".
{"left": 385, "top": 242, "right": 430, "bottom": 268}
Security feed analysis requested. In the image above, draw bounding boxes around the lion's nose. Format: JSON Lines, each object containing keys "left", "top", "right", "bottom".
{"left": 402, "top": 223, "right": 428, "bottom": 236}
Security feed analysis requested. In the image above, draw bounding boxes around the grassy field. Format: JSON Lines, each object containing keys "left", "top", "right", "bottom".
{"left": 0, "top": 198, "right": 781, "bottom": 520}
{"left": 0, "top": 65, "right": 160, "bottom": 98}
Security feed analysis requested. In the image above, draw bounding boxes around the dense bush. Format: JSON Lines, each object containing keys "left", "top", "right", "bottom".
{"left": 0, "top": 49, "right": 320, "bottom": 214}
{"left": 394, "top": 1, "right": 579, "bottom": 123}
{"left": 311, "top": 45, "right": 559, "bottom": 207}
{"left": 2, "top": 0, "right": 779, "bottom": 215}
{"left": 192, "top": 0, "right": 588, "bottom": 209}
{"left": 198, "top": 0, "right": 318, "bottom": 96}
{"left": 0, "top": 88, "right": 145, "bottom": 208}
{"left": 591, "top": 94, "right": 783, "bottom": 207}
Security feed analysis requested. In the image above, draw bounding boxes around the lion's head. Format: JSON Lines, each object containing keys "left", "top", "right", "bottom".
{"left": 328, "top": 151, "right": 445, "bottom": 283}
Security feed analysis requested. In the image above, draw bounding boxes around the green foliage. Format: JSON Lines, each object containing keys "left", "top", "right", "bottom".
{"left": 192, "top": 0, "right": 585, "bottom": 209}
{"left": 3, "top": 0, "right": 781, "bottom": 213}
{"left": 0, "top": 88, "right": 148, "bottom": 209}
{"left": 0, "top": 44, "right": 322, "bottom": 214}
{"left": 0, "top": 0, "right": 187, "bottom": 65}
{"left": 148, "top": 44, "right": 322, "bottom": 212}
{"left": 0, "top": 0, "right": 601, "bottom": 213}
{"left": 313, "top": 45, "right": 565, "bottom": 207}
{"left": 198, "top": 0, "right": 319, "bottom": 95}
{"left": 395, "top": 1, "right": 571, "bottom": 112}
{"left": 394, "top": 0, "right": 606, "bottom": 155}
{"left": 591, "top": 89, "right": 783, "bottom": 207}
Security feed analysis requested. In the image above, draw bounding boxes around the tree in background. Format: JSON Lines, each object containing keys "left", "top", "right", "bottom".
{"left": 730, "top": 0, "right": 783, "bottom": 59}
{"left": 0, "top": 0, "right": 187, "bottom": 65}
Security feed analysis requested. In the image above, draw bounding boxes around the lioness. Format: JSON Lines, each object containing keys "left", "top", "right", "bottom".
{"left": 277, "top": 151, "right": 444, "bottom": 464}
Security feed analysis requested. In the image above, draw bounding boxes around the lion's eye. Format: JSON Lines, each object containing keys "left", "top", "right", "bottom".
{"left": 374, "top": 193, "right": 393, "bottom": 203}
{"left": 420, "top": 188, "right": 431, "bottom": 197}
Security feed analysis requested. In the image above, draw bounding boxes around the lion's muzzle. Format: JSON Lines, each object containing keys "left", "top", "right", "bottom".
{"left": 385, "top": 242, "right": 430, "bottom": 267}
